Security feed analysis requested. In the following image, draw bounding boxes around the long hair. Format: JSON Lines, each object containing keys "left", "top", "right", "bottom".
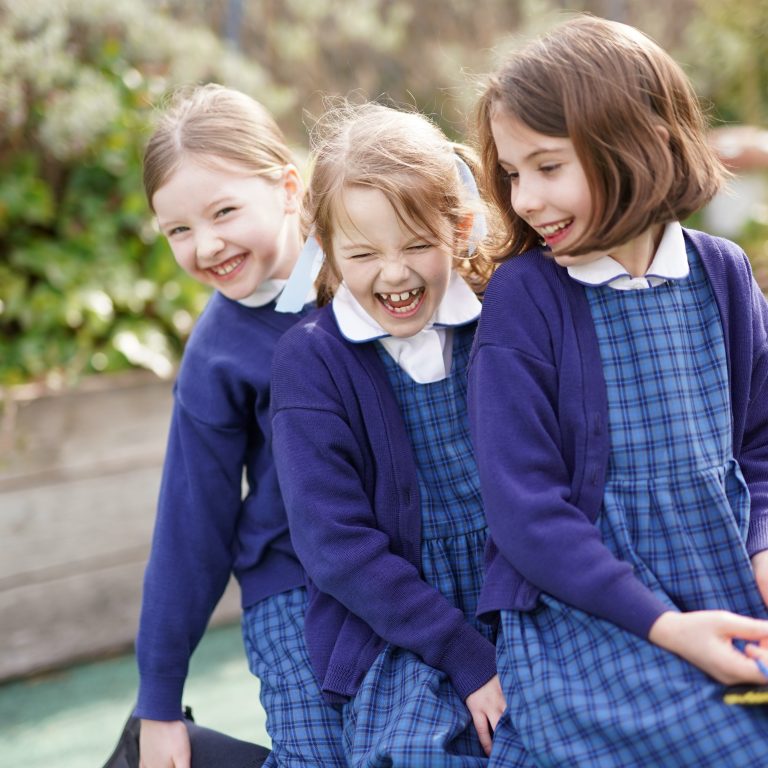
{"left": 143, "top": 83, "right": 294, "bottom": 210}
{"left": 475, "top": 15, "right": 726, "bottom": 260}
{"left": 305, "top": 102, "right": 496, "bottom": 306}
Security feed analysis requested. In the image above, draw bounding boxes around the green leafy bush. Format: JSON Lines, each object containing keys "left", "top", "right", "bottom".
{"left": 0, "top": 0, "right": 296, "bottom": 388}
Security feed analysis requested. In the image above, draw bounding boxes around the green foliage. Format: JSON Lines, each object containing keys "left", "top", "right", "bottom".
{"left": 2, "top": 0, "right": 768, "bottom": 388}
{"left": 0, "top": 0, "right": 293, "bottom": 387}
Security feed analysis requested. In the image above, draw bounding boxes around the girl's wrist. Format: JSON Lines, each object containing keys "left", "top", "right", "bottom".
{"left": 647, "top": 610, "right": 680, "bottom": 650}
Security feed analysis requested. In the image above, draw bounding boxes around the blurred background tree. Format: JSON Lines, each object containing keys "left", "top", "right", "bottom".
{"left": 1, "top": 0, "right": 767, "bottom": 388}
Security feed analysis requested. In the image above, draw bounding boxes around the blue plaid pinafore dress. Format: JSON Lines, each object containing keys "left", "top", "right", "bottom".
{"left": 242, "top": 588, "right": 346, "bottom": 767}
{"left": 341, "top": 324, "right": 497, "bottom": 767}
{"left": 494, "top": 247, "right": 768, "bottom": 766}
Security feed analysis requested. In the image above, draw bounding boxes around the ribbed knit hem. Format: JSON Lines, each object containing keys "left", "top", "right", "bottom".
{"left": 134, "top": 674, "right": 186, "bottom": 721}
{"left": 746, "top": 512, "right": 768, "bottom": 558}
{"left": 437, "top": 623, "right": 497, "bottom": 702}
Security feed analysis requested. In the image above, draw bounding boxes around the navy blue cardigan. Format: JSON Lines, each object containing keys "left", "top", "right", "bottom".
{"left": 270, "top": 309, "right": 497, "bottom": 703}
{"left": 468, "top": 229, "right": 768, "bottom": 639}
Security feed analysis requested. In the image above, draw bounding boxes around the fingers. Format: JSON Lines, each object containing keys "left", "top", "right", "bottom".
{"left": 487, "top": 701, "right": 505, "bottom": 732}
{"left": 718, "top": 649, "right": 768, "bottom": 685}
{"left": 720, "top": 613, "right": 768, "bottom": 640}
{"left": 471, "top": 713, "right": 493, "bottom": 757}
{"left": 742, "top": 642, "right": 768, "bottom": 680}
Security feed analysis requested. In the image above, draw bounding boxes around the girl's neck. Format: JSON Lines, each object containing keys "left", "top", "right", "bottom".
{"left": 273, "top": 211, "right": 304, "bottom": 280}
{"left": 608, "top": 224, "right": 665, "bottom": 278}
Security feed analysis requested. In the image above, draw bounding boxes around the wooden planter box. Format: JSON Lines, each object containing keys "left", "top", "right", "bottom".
{"left": 0, "top": 371, "right": 240, "bottom": 682}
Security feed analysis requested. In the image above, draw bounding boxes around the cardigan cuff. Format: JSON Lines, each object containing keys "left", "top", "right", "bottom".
{"left": 746, "top": 511, "right": 768, "bottom": 557}
{"left": 437, "top": 623, "right": 497, "bottom": 702}
{"left": 133, "top": 674, "right": 186, "bottom": 721}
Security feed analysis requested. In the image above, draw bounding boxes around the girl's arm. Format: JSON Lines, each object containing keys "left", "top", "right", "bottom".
{"left": 135, "top": 396, "right": 248, "bottom": 720}
{"left": 738, "top": 273, "right": 768, "bottom": 557}
{"left": 269, "top": 324, "right": 496, "bottom": 702}
{"left": 271, "top": 403, "right": 496, "bottom": 702}
{"left": 468, "top": 341, "right": 669, "bottom": 637}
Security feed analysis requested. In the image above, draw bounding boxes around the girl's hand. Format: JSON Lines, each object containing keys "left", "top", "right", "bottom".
{"left": 648, "top": 610, "right": 768, "bottom": 684}
{"left": 139, "top": 719, "right": 191, "bottom": 768}
{"left": 752, "top": 550, "right": 768, "bottom": 609}
{"left": 465, "top": 674, "right": 506, "bottom": 756}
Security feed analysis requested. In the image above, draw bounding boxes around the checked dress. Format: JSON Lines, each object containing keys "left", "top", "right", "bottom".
{"left": 340, "top": 324, "right": 499, "bottom": 767}
{"left": 494, "top": 246, "right": 768, "bottom": 766}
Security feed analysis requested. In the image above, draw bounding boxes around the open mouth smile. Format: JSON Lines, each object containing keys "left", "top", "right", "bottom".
{"left": 536, "top": 219, "right": 573, "bottom": 247}
{"left": 376, "top": 287, "right": 425, "bottom": 316}
{"left": 207, "top": 254, "right": 246, "bottom": 278}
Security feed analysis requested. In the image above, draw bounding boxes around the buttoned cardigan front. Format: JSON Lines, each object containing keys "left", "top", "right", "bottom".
{"left": 468, "top": 228, "right": 768, "bottom": 639}
{"left": 270, "top": 306, "right": 497, "bottom": 703}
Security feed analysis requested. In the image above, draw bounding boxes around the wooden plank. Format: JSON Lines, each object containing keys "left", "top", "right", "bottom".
{"left": 0, "top": 465, "right": 162, "bottom": 583}
{"left": 0, "top": 371, "right": 246, "bottom": 681}
{"left": 0, "top": 560, "right": 241, "bottom": 681}
{"left": 0, "top": 371, "right": 173, "bottom": 490}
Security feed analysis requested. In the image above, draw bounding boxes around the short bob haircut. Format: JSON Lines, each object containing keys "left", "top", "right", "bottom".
{"left": 143, "top": 83, "right": 294, "bottom": 211}
{"left": 475, "top": 14, "right": 727, "bottom": 260}
{"left": 305, "top": 101, "right": 495, "bottom": 306}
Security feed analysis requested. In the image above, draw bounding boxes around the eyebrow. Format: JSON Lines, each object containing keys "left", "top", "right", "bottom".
{"left": 499, "top": 147, "right": 562, "bottom": 167}
{"left": 206, "top": 196, "right": 236, "bottom": 210}
{"left": 338, "top": 242, "right": 373, "bottom": 252}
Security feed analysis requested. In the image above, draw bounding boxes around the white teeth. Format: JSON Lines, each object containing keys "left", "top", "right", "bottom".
{"left": 539, "top": 221, "right": 571, "bottom": 236}
{"left": 209, "top": 256, "right": 244, "bottom": 276}
{"left": 380, "top": 288, "right": 421, "bottom": 301}
{"left": 393, "top": 296, "right": 420, "bottom": 313}
{"left": 377, "top": 287, "right": 423, "bottom": 314}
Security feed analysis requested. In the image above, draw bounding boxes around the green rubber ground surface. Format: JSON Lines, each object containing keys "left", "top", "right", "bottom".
{"left": 0, "top": 623, "right": 269, "bottom": 767}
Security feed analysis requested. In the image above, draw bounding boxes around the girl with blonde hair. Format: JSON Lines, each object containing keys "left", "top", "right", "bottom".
{"left": 270, "top": 102, "right": 526, "bottom": 766}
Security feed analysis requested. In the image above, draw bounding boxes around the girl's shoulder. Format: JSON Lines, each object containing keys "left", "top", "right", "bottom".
{"left": 683, "top": 227, "right": 754, "bottom": 284}
{"left": 683, "top": 227, "right": 749, "bottom": 264}
{"left": 480, "top": 248, "right": 569, "bottom": 331}
{"left": 274, "top": 303, "right": 344, "bottom": 358}
{"left": 272, "top": 303, "right": 365, "bottom": 389}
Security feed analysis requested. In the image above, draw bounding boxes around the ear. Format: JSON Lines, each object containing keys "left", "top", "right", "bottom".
{"left": 655, "top": 124, "right": 671, "bottom": 145}
{"left": 280, "top": 164, "right": 303, "bottom": 214}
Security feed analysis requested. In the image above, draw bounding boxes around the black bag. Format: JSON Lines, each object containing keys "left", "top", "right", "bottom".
{"left": 102, "top": 706, "right": 270, "bottom": 768}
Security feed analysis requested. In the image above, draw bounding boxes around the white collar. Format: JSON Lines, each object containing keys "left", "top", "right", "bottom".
{"left": 332, "top": 271, "right": 481, "bottom": 383}
{"left": 237, "top": 279, "right": 287, "bottom": 307}
{"left": 566, "top": 222, "right": 688, "bottom": 290}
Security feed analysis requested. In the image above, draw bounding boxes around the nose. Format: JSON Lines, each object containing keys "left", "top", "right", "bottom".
{"left": 379, "top": 253, "right": 410, "bottom": 284}
{"left": 195, "top": 228, "right": 224, "bottom": 262}
{"left": 511, "top": 176, "right": 543, "bottom": 218}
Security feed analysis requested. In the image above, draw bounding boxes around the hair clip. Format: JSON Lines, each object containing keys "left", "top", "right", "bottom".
{"left": 454, "top": 155, "right": 488, "bottom": 256}
{"left": 275, "top": 232, "right": 324, "bottom": 313}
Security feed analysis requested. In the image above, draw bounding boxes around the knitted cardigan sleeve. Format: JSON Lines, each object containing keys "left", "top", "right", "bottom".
{"left": 270, "top": 320, "right": 496, "bottom": 701}
{"left": 733, "top": 252, "right": 768, "bottom": 556}
{"left": 468, "top": 253, "right": 670, "bottom": 639}
{"left": 687, "top": 229, "right": 768, "bottom": 556}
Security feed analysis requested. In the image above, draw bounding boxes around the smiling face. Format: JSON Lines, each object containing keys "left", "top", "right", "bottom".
{"left": 491, "top": 109, "right": 665, "bottom": 274}
{"left": 490, "top": 109, "right": 603, "bottom": 268}
{"left": 331, "top": 185, "right": 455, "bottom": 338}
{"left": 152, "top": 156, "right": 299, "bottom": 300}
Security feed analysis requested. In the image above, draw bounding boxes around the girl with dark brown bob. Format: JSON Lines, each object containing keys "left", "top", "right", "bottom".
{"left": 468, "top": 14, "right": 768, "bottom": 766}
